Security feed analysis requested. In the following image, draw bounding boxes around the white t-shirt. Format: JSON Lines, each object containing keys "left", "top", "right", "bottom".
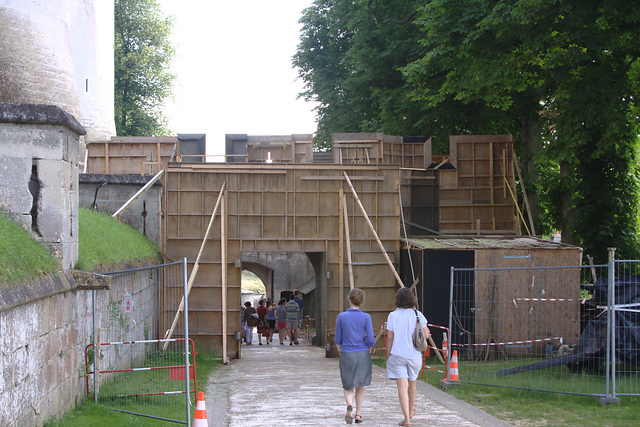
{"left": 386, "top": 308, "right": 428, "bottom": 360}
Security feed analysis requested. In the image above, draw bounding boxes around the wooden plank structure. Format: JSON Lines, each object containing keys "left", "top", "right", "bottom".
{"left": 84, "top": 132, "right": 567, "bottom": 360}
{"left": 246, "top": 134, "right": 314, "bottom": 164}
{"left": 162, "top": 163, "right": 401, "bottom": 357}
{"left": 400, "top": 237, "right": 583, "bottom": 355}
{"left": 433, "top": 135, "right": 516, "bottom": 234}
{"left": 332, "top": 132, "right": 429, "bottom": 168}
{"left": 87, "top": 136, "right": 179, "bottom": 175}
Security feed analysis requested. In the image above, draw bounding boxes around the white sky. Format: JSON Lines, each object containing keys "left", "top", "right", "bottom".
{"left": 158, "top": 1, "right": 318, "bottom": 157}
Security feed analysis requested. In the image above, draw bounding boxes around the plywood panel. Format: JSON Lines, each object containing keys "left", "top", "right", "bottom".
{"left": 263, "top": 217, "right": 286, "bottom": 238}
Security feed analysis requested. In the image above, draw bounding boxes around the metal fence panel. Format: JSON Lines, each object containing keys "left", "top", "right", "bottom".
{"left": 450, "top": 264, "right": 610, "bottom": 396}
{"left": 612, "top": 260, "right": 640, "bottom": 397}
{"left": 85, "top": 260, "right": 192, "bottom": 424}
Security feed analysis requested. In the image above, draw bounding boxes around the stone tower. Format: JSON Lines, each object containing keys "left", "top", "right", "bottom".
{"left": 0, "top": 0, "right": 116, "bottom": 159}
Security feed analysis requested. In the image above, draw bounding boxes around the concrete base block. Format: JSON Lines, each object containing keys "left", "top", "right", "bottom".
{"left": 439, "top": 379, "right": 462, "bottom": 389}
{"left": 597, "top": 395, "right": 621, "bottom": 405}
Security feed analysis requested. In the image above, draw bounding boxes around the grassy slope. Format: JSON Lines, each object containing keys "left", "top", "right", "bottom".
{"left": 0, "top": 213, "right": 59, "bottom": 282}
{"left": 76, "top": 208, "right": 158, "bottom": 271}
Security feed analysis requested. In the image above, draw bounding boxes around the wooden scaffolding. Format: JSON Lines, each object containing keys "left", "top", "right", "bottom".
{"left": 162, "top": 163, "right": 402, "bottom": 357}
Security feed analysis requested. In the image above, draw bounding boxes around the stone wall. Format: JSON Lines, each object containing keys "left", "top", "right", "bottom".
{"left": 0, "top": 265, "right": 159, "bottom": 427}
{"left": 0, "top": 103, "right": 86, "bottom": 269}
{"left": 79, "top": 174, "right": 163, "bottom": 246}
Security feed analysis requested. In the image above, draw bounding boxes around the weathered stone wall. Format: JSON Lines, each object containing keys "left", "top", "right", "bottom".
{"left": 0, "top": 104, "right": 86, "bottom": 269}
{"left": 79, "top": 174, "right": 163, "bottom": 246}
{"left": 0, "top": 266, "right": 159, "bottom": 427}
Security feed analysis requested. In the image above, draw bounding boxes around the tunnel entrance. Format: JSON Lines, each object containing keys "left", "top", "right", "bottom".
{"left": 239, "top": 251, "right": 325, "bottom": 345}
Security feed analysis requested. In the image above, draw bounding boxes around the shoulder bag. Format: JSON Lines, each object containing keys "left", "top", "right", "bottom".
{"left": 412, "top": 309, "right": 428, "bottom": 352}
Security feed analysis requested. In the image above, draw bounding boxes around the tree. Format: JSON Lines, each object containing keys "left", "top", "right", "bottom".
{"left": 114, "top": 0, "right": 175, "bottom": 136}
{"left": 404, "top": 0, "right": 640, "bottom": 260}
{"left": 295, "top": 0, "right": 640, "bottom": 261}
{"left": 294, "top": 0, "right": 513, "bottom": 151}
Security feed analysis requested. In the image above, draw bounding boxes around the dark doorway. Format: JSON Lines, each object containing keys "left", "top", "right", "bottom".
{"left": 401, "top": 249, "right": 474, "bottom": 351}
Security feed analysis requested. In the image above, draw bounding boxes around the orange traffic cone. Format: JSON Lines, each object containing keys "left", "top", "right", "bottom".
{"left": 193, "top": 391, "right": 208, "bottom": 426}
{"left": 448, "top": 350, "right": 459, "bottom": 381}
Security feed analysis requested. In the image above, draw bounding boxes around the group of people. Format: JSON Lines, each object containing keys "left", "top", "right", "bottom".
{"left": 242, "top": 290, "right": 305, "bottom": 346}
{"left": 335, "top": 287, "right": 429, "bottom": 426}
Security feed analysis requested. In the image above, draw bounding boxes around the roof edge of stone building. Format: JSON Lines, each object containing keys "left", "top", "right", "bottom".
{"left": 0, "top": 102, "right": 86, "bottom": 135}
{"left": 80, "top": 173, "right": 163, "bottom": 186}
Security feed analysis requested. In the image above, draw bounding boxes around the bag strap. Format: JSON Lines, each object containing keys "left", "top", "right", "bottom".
{"left": 413, "top": 309, "right": 422, "bottom": 327}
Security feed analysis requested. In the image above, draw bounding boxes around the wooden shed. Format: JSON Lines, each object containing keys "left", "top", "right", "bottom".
{"left": 400, "top": 236, "right": 583, "bottom": 357}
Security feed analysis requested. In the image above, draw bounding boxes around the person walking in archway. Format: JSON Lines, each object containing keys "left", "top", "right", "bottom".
{"left": 335, "top": 288, "right": 375, "bottom": 424}
{"left": 386, "top": 287, "right": 430, "bottom": 427}
{"left": 276, "top": 298, "right": 287, "bottom": 344}
{"left": 256, "top": 299, "right": 268, "bottom": 345}
{"left": 285, "top": 294, "right": 300, "bottom": 345}
{"left": 266, "top": 298, "right": 276, "bottom": 343}
{"left": 242, "top": 301, "right": 258, "bottom": 345}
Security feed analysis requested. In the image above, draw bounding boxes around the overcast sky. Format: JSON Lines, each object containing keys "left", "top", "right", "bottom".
{"left": 158, "top": 1, "right": 318, "bottom": 157}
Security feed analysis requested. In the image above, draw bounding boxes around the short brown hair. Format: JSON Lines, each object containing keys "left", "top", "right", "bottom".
{"left": 348, "top": 288, "right": 365, "bottom": 307}
{"left": 395, "top": 287, "right": 416, "bottom": 309}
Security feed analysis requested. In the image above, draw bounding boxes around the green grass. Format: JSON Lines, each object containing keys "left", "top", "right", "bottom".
{"left": 404, "top": 357, "right": 640, "bottom": 426}
{"left": 76, "top": 208, "right": 158, "bottom": 271}
{"left": 0, "top": 212, "right": 59, "bottom": 282}
{"left": 241, "top": 269, "right": 265, "bottom": 293}
{"left": 45, "top": 351, "right": 221, "bottom": 426}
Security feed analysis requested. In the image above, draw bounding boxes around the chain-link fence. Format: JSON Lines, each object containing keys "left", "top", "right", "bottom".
{"left": 448, "top": 264, "right": 613, "bottom": 397}
{"left": 610, "top": 260, "right": 640, "bottom": 397}
{"left": 84, "top": 260, "right": 194, "bottom": 425}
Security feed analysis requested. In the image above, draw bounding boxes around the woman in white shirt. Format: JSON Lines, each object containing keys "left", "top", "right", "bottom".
{"left": 386, "top": 288, "right": 430, "bottom": 427}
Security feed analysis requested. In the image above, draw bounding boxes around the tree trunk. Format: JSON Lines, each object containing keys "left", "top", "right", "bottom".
{"left": 519, "top": 110, "right": 543, "bottom": 235}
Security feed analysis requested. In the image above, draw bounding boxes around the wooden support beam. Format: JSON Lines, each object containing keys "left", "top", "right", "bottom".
{"left": 429, "top": 335, "right": 445, "bottom": 365}
{"left": 513, "top": 153, "right": 536, "bottom": 235}
{"left": 221, "top": 191, "right": 228, "bottom": 364}
{"left": 504, "top": 175, "right": 531, "bottom": 236}
{"left": 343, "top": 194, "right": 355, "bottom": 290}
{"left": 433, "top": 157, "right": 450, "bottom": 170}
{"left": 300, "top": 176, "right": 384, "bottom": 181}
{"left": 164, "top": 182, "right": 227, "bottom": 348}
{"left": 343, "top": 172, "right": 405, "bottom": 288}
{"left": 339, "top": 188, "right": 344, "bottom": 313}
{"left": 113, "top": 169, "right": 164, "bottom": 219}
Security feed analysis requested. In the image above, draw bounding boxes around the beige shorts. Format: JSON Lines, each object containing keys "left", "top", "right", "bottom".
{"left": 386, "top": 354, "right": 422, "bottom": 381}
{"left": 286, "top": 319, "right": 299, "bottom": 330}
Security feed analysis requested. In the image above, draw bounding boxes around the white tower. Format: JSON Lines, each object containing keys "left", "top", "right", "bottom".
{"left": 0, "top": 0, "right": 116, "bottom": 145}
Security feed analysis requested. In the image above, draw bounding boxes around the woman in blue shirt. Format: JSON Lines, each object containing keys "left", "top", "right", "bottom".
{"left": 334, "top": 288, "right": 375, "bottom": 424}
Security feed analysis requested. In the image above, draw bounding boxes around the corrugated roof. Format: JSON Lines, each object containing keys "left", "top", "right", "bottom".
{"left": 403, "top": 236, "right": 580, "bottom": 250}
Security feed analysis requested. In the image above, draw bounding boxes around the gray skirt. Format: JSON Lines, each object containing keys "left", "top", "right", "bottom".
{"left": 339, "top": 350, "right": 372, "bottom": 389}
